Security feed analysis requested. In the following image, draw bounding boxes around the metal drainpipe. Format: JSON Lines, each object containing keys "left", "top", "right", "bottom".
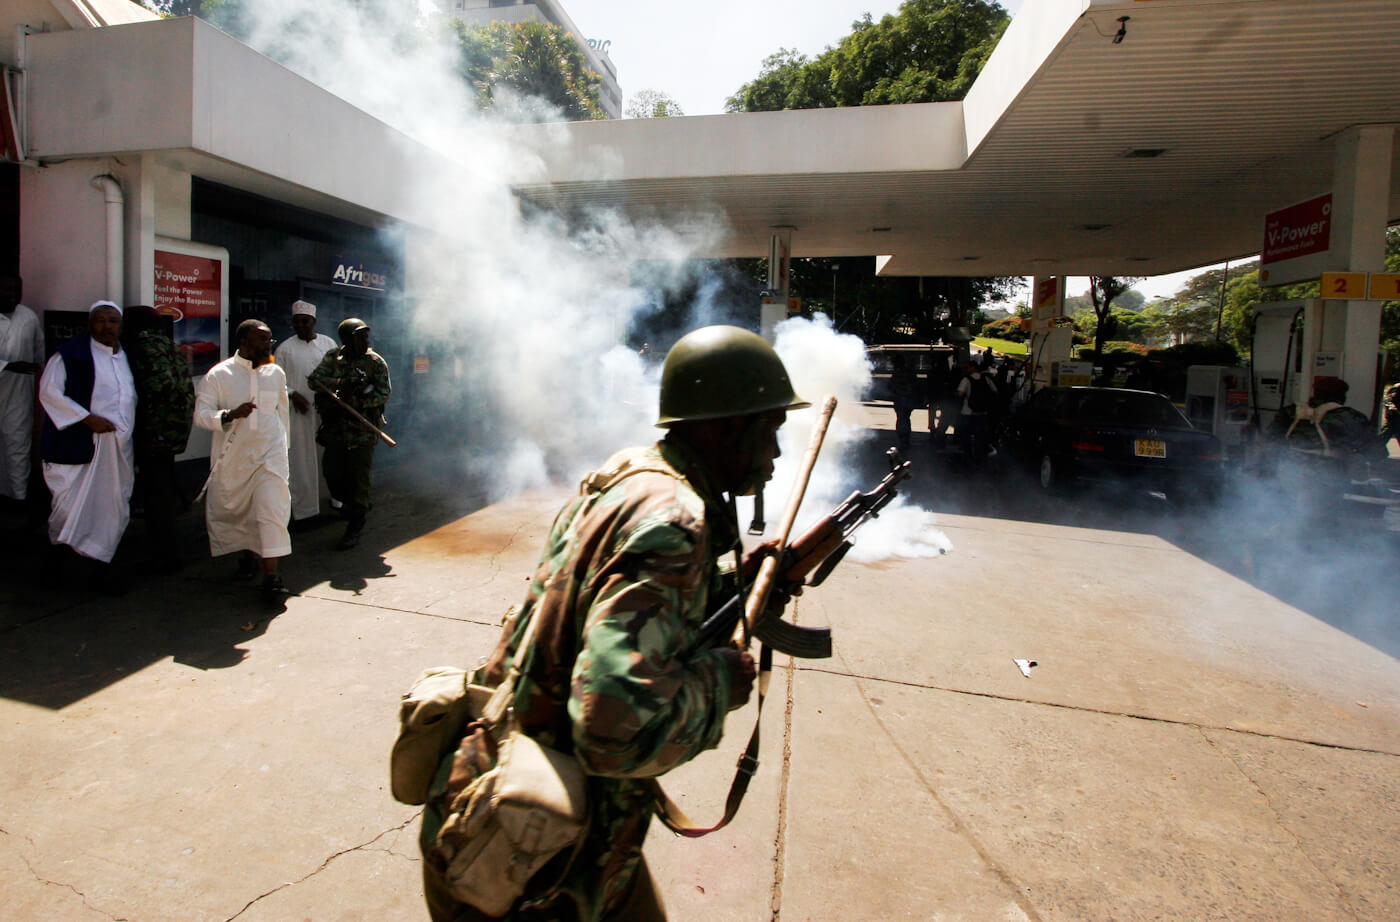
{"left": 90, "top": 174, "right": 125, "bottom": 305}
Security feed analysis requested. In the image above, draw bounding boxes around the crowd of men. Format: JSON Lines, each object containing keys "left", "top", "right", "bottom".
{"left": 0, "top": 280, "right": 391, "bottom": 597}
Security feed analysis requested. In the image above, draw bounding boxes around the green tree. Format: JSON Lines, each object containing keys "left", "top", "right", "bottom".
{"left": 139, "top": 0, "right": 208, "bottom": 15}
{"left": 625, "top": 90, "right": 685, "bottom": 119}
{"left": 1140, "top": 299, "right": 1216, "bottom": 346}
{"left": 452, "top": 20, "right": 604, "bottom": 121}
{"left": 725, "top": 1, "right": 1009, "bottom": 112}
{"left": 1087, "top": 277, "right": 1141, "bottom": 356}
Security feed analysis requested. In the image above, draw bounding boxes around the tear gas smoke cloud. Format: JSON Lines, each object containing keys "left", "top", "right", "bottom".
{"left": 761, "top": 316, "right": 952, "bottom": 562}
{"left": 225, "top": 0, "right": 951, "bottom": 565}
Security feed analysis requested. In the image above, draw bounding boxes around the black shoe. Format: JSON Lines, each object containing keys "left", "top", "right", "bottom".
{"left": 235, "top": 552, "right": 259, "bottom": 580}
{"left": 337, "top": 514, "right": 365, "bottom": 550}
{"left": 261, "top": 573, "right": 288, "bottom": 597}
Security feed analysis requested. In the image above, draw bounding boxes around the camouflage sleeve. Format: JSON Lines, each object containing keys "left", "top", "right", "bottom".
{"left": 306, "top": 350, "right": 340, "bottom": 395}
{"left": 358, "top": 355, "right": 391, "bottom": 411}
{"left": 567, "top": 516, "right": 731, "bottom": 779}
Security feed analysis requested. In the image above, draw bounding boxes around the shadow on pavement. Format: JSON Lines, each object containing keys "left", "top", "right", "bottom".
{"left": 0, "top": 452, "right": 492, "bottom": 710}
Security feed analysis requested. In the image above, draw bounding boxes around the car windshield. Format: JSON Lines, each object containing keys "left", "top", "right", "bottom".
{"left": 1070, "top": 390, "right": 1190, "bottom": 428}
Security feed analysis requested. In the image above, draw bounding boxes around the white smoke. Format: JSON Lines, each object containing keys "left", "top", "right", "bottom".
{"left": 216, "top": 0, "right": 951, "bottom": 566}
{"left": 755, "top": 315, "right": 952, "bottom": 562}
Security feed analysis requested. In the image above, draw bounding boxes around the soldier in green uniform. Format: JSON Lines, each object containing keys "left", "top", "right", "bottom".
{"left": 307, "top": 317, "right": 390, "bottom": 550}
{"left": 122, "top": 306, "right": 195, "bottom": 572}
{"left": 420, "top": 325, "right": 808, "bottom": 922}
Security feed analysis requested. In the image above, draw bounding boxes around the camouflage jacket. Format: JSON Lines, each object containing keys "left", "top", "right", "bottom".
{"left": 306, "top": 346, "right": 391, "bottom": 448}
{"left": 424, "top": 438, "right": 742, "bottom": 920}
{"left": 130, "top": 330, "right": 195, "bottom": 454}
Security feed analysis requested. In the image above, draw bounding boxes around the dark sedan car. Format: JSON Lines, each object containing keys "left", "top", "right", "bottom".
{"left": 1000, "top": 386, "right": 1226, "bottom": 499}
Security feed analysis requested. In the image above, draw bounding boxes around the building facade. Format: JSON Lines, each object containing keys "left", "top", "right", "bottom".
{"left": 0, "top": 1, "right": 458, "bottom": 459}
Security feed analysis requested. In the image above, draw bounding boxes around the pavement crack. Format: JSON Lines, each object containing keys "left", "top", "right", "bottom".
{"left": 769, "top": 652, "right": 796, "bottom": 921}
{"left": 481, "top": 522, "right": 528, "bottom": 587}
{"left": 824, "top": 651, "right": 1047, "bottom": 922}
{"left": 224, "top": 815, "right": 420, "bottom": 921}
{"left": 294, "top": 591, "right": 500, "bottom": 626}
{"left": 2, "top": 826, "right": 130, "bottom": 921}
{"left": 1199, "top": 728, "right": 1363, "bottom": 921}
{"left": 800, "top": 664, "right": 1400, "bottom": 758}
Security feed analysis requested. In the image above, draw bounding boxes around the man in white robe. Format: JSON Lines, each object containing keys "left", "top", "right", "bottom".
{"left": 195, "top": 319, "right": 292, "bottom": 597}
{"left": 0, "top": 275, "right": 44, "bottom": 502}
{"left": 273, "top": 300, "right": 336, "bottom": 521}
{"left": 38, "top": 301, "right": 137, "bottom": 587}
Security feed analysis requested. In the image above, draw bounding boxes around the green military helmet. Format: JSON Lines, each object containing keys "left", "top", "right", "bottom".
{"left": 656, "top": 325, "right": 810, "bottom": 427}
{"left": 337, "top": 317, "right": 370, "bottom": 344}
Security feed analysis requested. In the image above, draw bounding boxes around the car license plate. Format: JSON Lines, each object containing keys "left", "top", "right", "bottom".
{"left": 1135, "top": 439, "right": 1166, "bottom": 458}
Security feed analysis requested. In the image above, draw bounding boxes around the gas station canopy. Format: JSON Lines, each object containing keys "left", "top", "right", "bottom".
{"left": 508, "top": 0, "right": 1400, "bottom": 278}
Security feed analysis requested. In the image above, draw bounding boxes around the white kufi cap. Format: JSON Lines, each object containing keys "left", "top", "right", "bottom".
{"left": 89, "top": 299, "right": 122, "bottom": 314}
{"left": 291, "top": 299, "right": 317, "bottom": 318}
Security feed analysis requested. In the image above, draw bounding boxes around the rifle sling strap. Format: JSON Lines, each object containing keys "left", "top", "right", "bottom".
{"left": 649, "top": 642, "right": 772, "bottom": 837}
{"left": 582, "top": 450, "right": 770, "bottom": 838}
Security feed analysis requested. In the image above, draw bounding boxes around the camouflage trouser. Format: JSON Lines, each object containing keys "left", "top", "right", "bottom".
{"left": 321, "top": 441, "right": 374, "bottom": 521}
{"left": 421, "top": 855, "right": 665, "bottom": 922}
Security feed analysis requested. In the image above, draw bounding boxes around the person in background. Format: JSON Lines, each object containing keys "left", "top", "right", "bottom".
{"left": 955, "top": 358, "right": 998, "bottom": 462}
{"left": 889, "top": 352, "right": 919, "bottom": 452}
{"left": 195, "top": 319, "right": 292, "bottom": 599}
{"left": 1382, "top": 379, "right": 1399, "bottom": 453}
{"left": 0, "top": 275, "right": 44, "bottom": 507}
{"left": 38, "top": 301, "right": 137, "bottom": 592}
{"left": 308, "top": 317, "right": 391, "bottom": 550}
{"left": 274, "top": 300, "right": 337, "bottom": 525}
{"left": 122, "top": 306, "right": 195, "bottom": 573}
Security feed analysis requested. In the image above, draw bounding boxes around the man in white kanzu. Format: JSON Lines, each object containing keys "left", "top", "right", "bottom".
{"left": 38, "top": 301, "right": 137, "bottom": 591}
{"left": 195, "top": 319, "right": 293, "bottom": 598}
{"left": 274, "top": 300, "right": 336, "bottom": 523}
{"left": 0, "top": 274, "right": 44, "bottom": 503}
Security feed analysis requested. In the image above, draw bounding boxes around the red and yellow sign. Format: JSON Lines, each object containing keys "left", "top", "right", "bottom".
{"left": 1367, "top": 273, "right": 1400, "bottom": 301}
{"left": 1319, "top": 272, "right": 1367, "bottom": 299}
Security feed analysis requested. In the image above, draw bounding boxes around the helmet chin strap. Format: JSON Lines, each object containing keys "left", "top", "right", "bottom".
{"left": 747, "top": 487, "right": 766, "bottom": 535}
{"left": 731, "top": 415, "right": 772, "bottom": 500}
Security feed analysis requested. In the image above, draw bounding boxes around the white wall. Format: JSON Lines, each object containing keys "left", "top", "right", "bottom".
{"left": 19, "top": 158, "right": 110, "bottom": 317}
{"left": 26, "top": 17, "right": 462, "bottom": 231}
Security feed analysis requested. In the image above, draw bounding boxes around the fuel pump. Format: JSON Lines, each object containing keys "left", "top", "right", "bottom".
{"left": 1249, "top": 300, "right": 1311, "bottom": 432}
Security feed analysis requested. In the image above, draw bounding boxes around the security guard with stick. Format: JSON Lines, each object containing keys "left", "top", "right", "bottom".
{"left": 307, "top": 317, "right": 391, "bottom": 550}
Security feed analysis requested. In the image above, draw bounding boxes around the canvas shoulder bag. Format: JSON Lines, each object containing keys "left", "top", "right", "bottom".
{"left": 427, "top": 605, "right": 590, "bottom": 917}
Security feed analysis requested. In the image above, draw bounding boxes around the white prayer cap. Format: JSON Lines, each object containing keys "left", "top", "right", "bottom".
{"left": 89, "top": 300, "right": 122, "bottom": 314}
{"left": 291, "top": 299, "right": 317, "bottom": 318}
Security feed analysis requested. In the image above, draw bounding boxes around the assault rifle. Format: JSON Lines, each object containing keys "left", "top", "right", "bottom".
{"left": 696, "top": 446, "right": 914, "bottom": 659}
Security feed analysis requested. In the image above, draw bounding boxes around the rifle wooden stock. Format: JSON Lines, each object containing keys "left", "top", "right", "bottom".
{"left": 735, "top": 395, "right": 838, "bottom": 648}
{"left": 314, "top": 385, "right": 397, "bottom": 447}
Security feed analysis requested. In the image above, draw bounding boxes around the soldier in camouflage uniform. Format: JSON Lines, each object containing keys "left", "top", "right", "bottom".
{"left": 420, "top": 326, "right": 809, "bottom": 922}
{"left": 122, "top": 306, "right": 195, "bottom": 571}
{"left": 307, "top": 318, "right": 390, "bottom": 550}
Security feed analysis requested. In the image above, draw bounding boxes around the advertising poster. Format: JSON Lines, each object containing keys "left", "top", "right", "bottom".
{"left": 154, "top": 248, "right": 223, "bottom": 376}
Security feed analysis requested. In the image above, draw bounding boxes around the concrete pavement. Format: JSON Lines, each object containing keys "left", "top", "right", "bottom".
{"left": 2, "top": 439, "right": 1398, "bottom": 921}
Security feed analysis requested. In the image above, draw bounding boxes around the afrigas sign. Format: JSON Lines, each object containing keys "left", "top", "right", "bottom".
{"left": 332, "top": 259, "right": 388, "bottom": 292}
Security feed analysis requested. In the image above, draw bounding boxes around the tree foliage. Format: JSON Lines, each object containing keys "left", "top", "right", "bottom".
{"left": 1087, "top": 277, "right": 1141, "bottom": 356}
{"left": 452, "top": 20, "right": 605, "bottom": 121}
{"left": 625, "top": 89, "right": 685, "bottom": 119}
{"left": 725, "top": 1, "right": 1010, "bottom": 112}
{"left": 138, "top": 0, "right": 246, "bottom": 33}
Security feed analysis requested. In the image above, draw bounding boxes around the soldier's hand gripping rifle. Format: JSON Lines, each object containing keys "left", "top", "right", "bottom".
{"left": 696, "top": 434, "right": 914, "bottom": 659}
